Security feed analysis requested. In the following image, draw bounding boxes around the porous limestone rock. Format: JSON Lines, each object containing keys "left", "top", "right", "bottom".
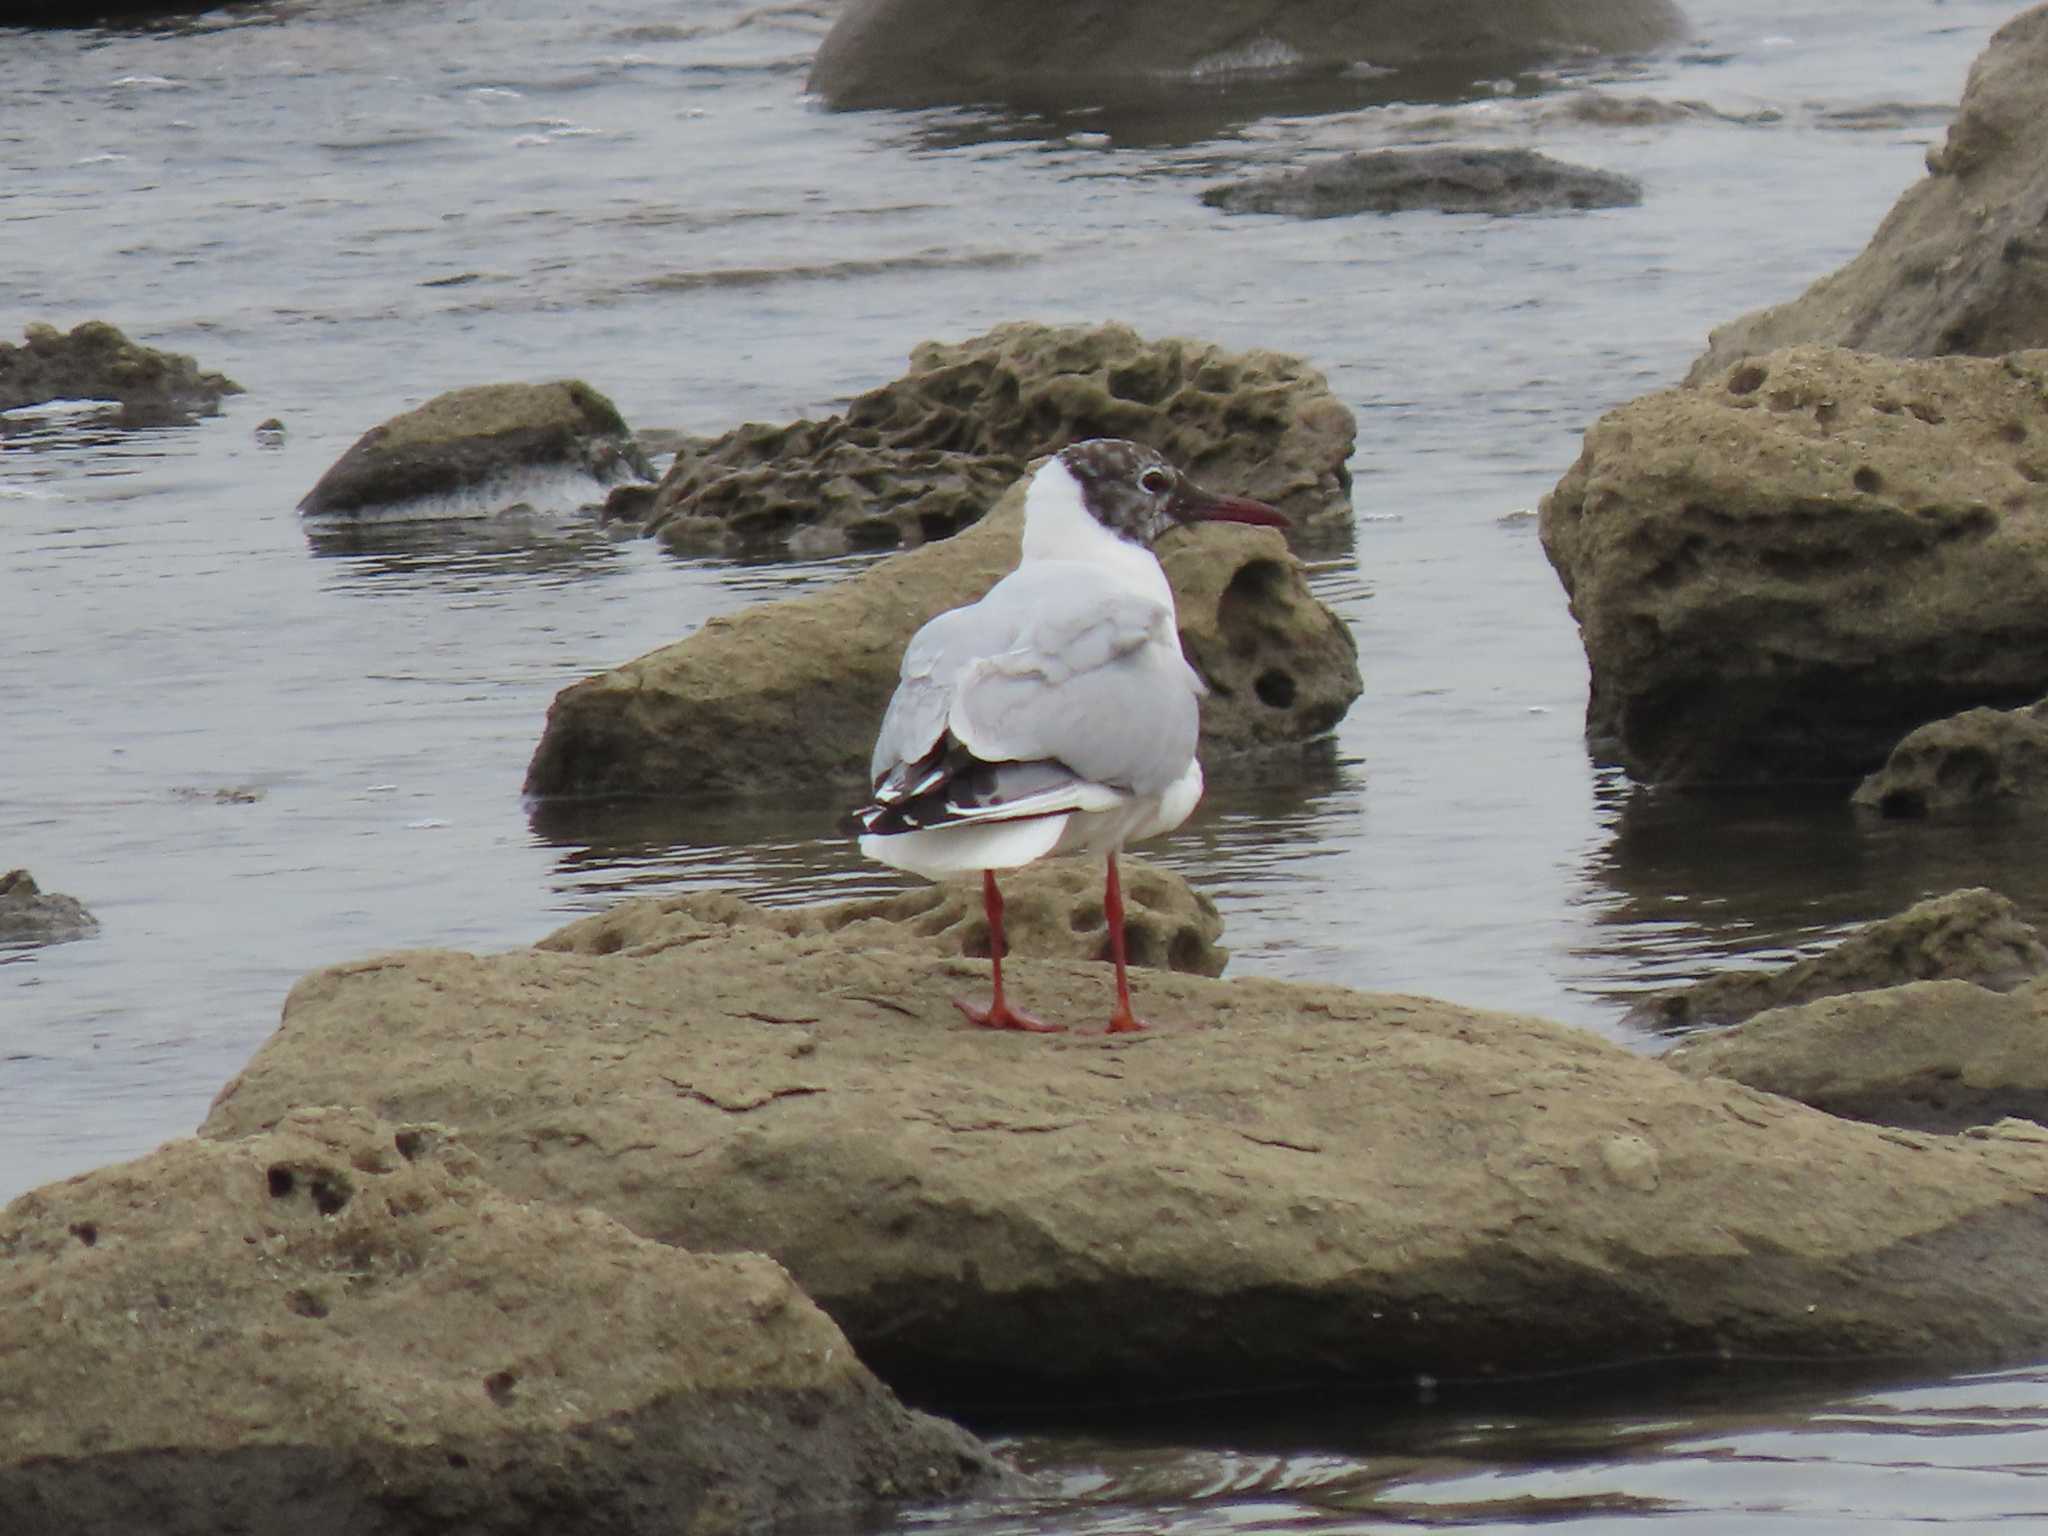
{"left": 636, "top": 322, "right": 1356, "bottom": 556}
{"left": 0, "top": 868, "right": 98, "bottom": 946}
{"left": 1540, "top": 346, "right": 2048, "bottom": 783}
{"left": 527, "top": 478, "right": 1360, "bottom": 798}
{"left": 0, "top": 1106, "right": 1000, "bottom": 1534}
{"left": 1854, "top": 697, "right": 2048, "bottom": 816}
{"left": 1690, "top": 4, "right": 2048, "bottom": 379}
{"left": 0, "top": 321, "right": 240, "bottom": 427}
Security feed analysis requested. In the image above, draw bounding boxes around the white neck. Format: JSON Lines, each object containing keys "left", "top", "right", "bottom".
{"left": 1019, "top": 458, "right": 1175, "bottom": 609}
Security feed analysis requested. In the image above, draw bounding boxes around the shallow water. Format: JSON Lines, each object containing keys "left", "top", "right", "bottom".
{"left": 4, "top": 0, "right": 2045, "bottom": 1526}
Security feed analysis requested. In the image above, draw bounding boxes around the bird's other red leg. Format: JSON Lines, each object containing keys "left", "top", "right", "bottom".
{"left": 956, "top": 870, "right": 1063, "bottom": 1033}
{"left": 1104, "top": 853, "right": 1147, "bottom": 1034}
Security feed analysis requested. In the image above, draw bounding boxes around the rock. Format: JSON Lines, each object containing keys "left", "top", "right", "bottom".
{"left": 0, "top": 1105, "right": 1001, "bottom": 1534}
{"left": 0, "top": 868, "right": 98, "bottom": 946}
{"left": 1854, "top": 697, "right": 2048, "bottom": 816}
{"left": 1201, "top": 148, "right": 1641, "bottom": 218}
{"left": 636, "top": 322, "right": 1356, "bottom": 557}
{"left": 203, "top": 915, "right": 2048, "bottom": 1403}
{"left": 1539, "top": 345, "right": 2048, "bottom": 784}
{"left": 1666, "top": 978, "right": 2048, "bottom": 1135}
{"left": 1548, "top": 91, "right": 1712, "bottom": 128}
{"left": 537, "top": 854, "right": 1228, "bottom": 977}
{"left": 526, "top": 476, "right": 1360, "bottom": 798}
{"left": 1630, "top": 888, "right": 2048, "bottom": 1030}
{"left": 0, "top": 321, "right": 240, "bottom": 428}
{"left": 298, "top": 381, "right": 654, "bottom": 519}
{"left": 1688, "top": 5, "right": 2048, "bottom": 379}
{"left": 809, "top": 0, "right": 1687, "bottom": 112}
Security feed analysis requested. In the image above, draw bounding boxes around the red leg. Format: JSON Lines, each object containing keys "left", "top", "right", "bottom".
{"left": 1104, "top": 853, "right": 1146, "bottom": 1034}
{"left": 956, "top": 871, "right": 1063, "bottom": 1033}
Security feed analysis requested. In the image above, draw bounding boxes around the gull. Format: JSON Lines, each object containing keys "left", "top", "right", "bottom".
{"left": 850, "top": 438, "right": 1288, "bottom": 1034}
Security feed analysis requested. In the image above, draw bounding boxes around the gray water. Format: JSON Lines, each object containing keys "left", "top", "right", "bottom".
{"left": 7, "top": 0, "right": 2048, "bottom": 1527}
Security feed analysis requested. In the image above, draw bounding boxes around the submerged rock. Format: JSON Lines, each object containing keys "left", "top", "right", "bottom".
{"left": 0, "top": 868, "right": 98, "bottom": 946}
{"left": 527, "top": 475, "right": 1360, "bottom": 798}
{"left": 635, "top": 322, "right": 1356, "bottom": 557}
{"left": 1689, "top": 4, "right": 2048, "bottom": 377}
{"left": 1630, "top": 888, "right": 2048, "bottom": 1031}
{"left": 1666, "top": 977, "right": 2048, "bottom": 1135}
{"left": 809, "top": 0, "right": 1687, "bottom": 112}
{"left": 0, "top": 1105, "right": 1001, "bottom": 1534}
{"left": 1202, "top": 148, "right": 1642, "bottom": 218}
{"left": 204, "top": 906, "right": 2048, "bottom": 1405}
{"left": 0, "top": 321, "right": 240, "bottom": 428}
{"left": 1539, "top": 346, "right": 2048, "bottom": 784}
{"left": 1854, "top": 698, "right": 2048, "bottom": 817}
{"left": 538, "top": 855, "right": 1228, "bottom": 978}
{"left": 298, "top": 380, "right": 654, "bottom": 519}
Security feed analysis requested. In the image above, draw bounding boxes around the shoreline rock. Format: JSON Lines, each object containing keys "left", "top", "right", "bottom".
{"left": 809, "top": 0, "right": 1688, "bottom": 113}
{"left": 632, "top": 322, "right": 1356, "bottom": 557}
{"left": 1630, "top": 888, "right": 2048, "bottom": 1031}
{"left": 1203, "top": 148, "right": 1641, "bottom": 219}
{"left": 298, "top": 381, "right": 654, "bottom": 520}
{"left": 1688, "top": 4, "right": 2048, "bottom": 377}
{"left": 0, "top": 321, "right": 240, "bottom": 428}
{"left": 1539, "top": 346, "right": 2048, "bottom": 784}
{"left": 201, "top": 896, "right": 2048, "bottom": 1407}
{"left": 0, "top": 868, "right": 98, "bottom": 947}
{"left": 526, "top": 476, "right": 1361, "bottom": 799}
{"left": 1854, "top": 698, "right": 2048, "bottom": 817}
{"left": 0, "top": 1105, "right": 1002, "bottom": 1533}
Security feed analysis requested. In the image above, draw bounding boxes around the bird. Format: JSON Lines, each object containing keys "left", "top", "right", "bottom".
{"left": 849, "top": 438, "right": 1288, "bottom": 1034}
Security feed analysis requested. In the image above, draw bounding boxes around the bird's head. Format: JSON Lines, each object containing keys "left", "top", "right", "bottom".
{"left": 1046, "top": 439, "right": 1289, "bottom": 549}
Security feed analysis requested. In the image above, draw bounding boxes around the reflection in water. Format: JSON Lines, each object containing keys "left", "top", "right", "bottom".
{"left": 922, "top": 1362, "right": 2048, "bottom": 1533}
{"left": 302, "top": 510, "right": 631, "bottom": 584}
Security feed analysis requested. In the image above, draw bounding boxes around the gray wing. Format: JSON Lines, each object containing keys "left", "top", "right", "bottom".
{"left": 870, "top": 563, "right": 1202, "bottom": 797}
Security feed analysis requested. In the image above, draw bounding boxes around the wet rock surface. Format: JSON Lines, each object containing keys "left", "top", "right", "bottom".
{"left": 298, "top": 380, "right": 654, "bottom": 519}
{"left": 809, "top": 0, "right": 1686, "bottom": 113}
{"left": 632, "top": 322, "right": 1356, "bottom": 557}
{"left": 527, "top": 478, "right": 1360, "bottom": 798}
{"left": 1855, "top": 697, "right": 2048, "bottom": 817}
{"left": 1690, "top": 4, "right": 2048, "bottom": 378}
{"left": 0, "top": 868, "right": 98, "bottom": 946}
{"left": 0, "top": 1105, "right": 1001, "bottom": 1535}
{"left": 0, "top": 321, "right": 240, "bottom": 427}
{"left": 1539, "top": 346, "right": 2048, "bottom": 784}
{"left": 1631, "top": 888, "right": 2048, "bottom": 1031}
{"left": 539, "top": 854, "right": 1228, "bottom": 978}
{"left": 201, "top": 902, "right": 2048, "bottom": 1407}
{"left": 1202, "top": 148, "right": 1642, "bottom": 218}
{"left": 1666, "top": 977, "right": 2048, "bottom": 1136}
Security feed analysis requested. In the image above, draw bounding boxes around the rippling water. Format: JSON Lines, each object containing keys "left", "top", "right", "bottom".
{"left": 5, "top": 0, "right": 2045, "bottom": 1526}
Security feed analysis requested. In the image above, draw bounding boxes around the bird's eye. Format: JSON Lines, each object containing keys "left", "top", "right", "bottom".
{"left": 1138, "top": 467, "right": 1173, "bottom": 495}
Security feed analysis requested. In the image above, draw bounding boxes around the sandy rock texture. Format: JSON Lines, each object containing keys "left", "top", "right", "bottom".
{"left": 1690, "top": 4, "right": 2048, "bottom": 379}
{"left": 298, "top": 380, "right": 654, "bottom": 518}
{"left": 1630, "top": 888, "right": 2048, "bottom": 1031}
{"left": 203, "top": 905, "right": 2048, "bottom": 1406}
{"left": 539, "top": 854, "right": 1227, "bottom": 978}
{"left": 810, "top": 0, "right": 1686, "bottom": 112}
{"left": 1203, "top": 148, "right": 1640, "bottom": 218}
{"left": 633, "top": 322, "right": 1356, "bottom": 556}
{"left": 1854, "top": 697, "right": 2048, "bottom": 816}
{"left": 0, "top": 1106, "right": 999, "bottom": 1536}
{"left": 1539, "top": 346, "right": 2048, "bottom": 783}
{"left": 0, "top": 868, "right": 98, "bottom": 947}
{"left": 0, "top": 320, "right": 240, "bottom": 427}
{"left": 1667, "top": 977, "right": 2048, "bottom": 1135}
{"left": 526, "top": 481, "right": 1359, "bottom": 798}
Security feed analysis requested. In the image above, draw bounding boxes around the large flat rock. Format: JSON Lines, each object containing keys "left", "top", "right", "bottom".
{"left": 202, "top": 903, "right": 2048, "bottom": 1408}
{"left": 0, "top": 1106, "right": 999, "bottom": 1535}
